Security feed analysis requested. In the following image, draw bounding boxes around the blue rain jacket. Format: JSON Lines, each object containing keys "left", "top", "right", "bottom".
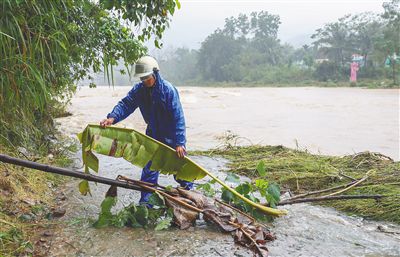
{"left": 107, "top": 70, "right": 186, "bottom": 148}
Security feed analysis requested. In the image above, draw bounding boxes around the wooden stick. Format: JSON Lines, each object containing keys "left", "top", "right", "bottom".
{"left": 117, "top": 175, "right": 167, "bottom": 190}
{"left": 289, "top": 180, "right": 357, "bottom": 200}
{"left": 328, "top": 171, "right": 371, "bottom": 196}
{"left": 278, "top": 194, "right": 384, "bottom": 205}
{"left": 339, "top": 172, "right": 357, "bottom": 181}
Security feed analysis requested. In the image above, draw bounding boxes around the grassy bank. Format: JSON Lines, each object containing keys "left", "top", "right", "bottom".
{"left": 0, "top": 139, "right": 76, "bottom": 256}
{"left": 177, "top": 79, "right": 399, "bottom": 88}
{"left": 192, "top": 145, "right": 400, "bottom": 223}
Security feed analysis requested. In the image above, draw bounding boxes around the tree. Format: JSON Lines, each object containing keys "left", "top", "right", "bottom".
{"left": 311, "top": 15, "right": 354, "bottom": 66}
{"left": 381, "top": 0, "right": 400, "bottom": 84}
{"left": 0, "top": 0, "right": 180, "bottom": 148}
{"left": 348, "top": 12, "right": 383, "bottom": 68}
{"left": 197, "top": 29, "right": 243, "bottom": 81}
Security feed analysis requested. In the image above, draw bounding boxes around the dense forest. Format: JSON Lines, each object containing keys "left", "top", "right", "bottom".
{"left": 160, "top": 1, "right": 399, "bottom": 86}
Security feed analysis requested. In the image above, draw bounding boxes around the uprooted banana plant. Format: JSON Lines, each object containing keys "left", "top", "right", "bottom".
{"left": 77, "top": 124, "right": 287, "bottom": 217}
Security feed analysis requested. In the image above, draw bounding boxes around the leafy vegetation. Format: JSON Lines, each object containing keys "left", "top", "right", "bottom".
{"left": 160, "top": 1, "right": 399, "bottom": 86}
{"left": 94, "top": 193, "right": 173, "bottom": 230}
{"left": 197, "top": 165, "right": 281, "bottom": 222}
{"left": 0, "top": 0, "right": 180, "bottom": 151}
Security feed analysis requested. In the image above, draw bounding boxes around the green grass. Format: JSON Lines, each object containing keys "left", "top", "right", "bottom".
{"left": 191, "top": 145, "right": 400, "bottom": 223}
{"left": 178, "top": 79, "right": 399, "bottom": 88}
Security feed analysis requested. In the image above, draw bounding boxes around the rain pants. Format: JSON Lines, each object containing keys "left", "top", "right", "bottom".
{"left": 107, "top": 71, "right": 193, "bottom": 204}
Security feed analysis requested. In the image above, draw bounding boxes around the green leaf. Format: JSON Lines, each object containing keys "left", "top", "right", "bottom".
{"left": 196, "top": 183, "right": 215, "bottom": 197}
{"left": 225, "top": 172, "right": 240, "bottom": 184}
{"left": 79, "top": 180, "right": 90, "bottom": 196}
{"left": 266, "top": 183, "right": 281, "bottom": 208}
{"left": 93, "top": 196, "right": 117, "bottom": 228}
{"left": 255, "top": 179, "right": 269, "bottom": 190}
{"left": 176, "top": 0, "right": 181, "bottom": 9}
{"left": 148, "top": 192, "right": 165, "bottom": 207}
{"left": 221, "top": 188, "right": 234, "bottom": 203}
{"left": 267, "top": 183, "right": 281, "bottom": 202}
{"left": 155, "top": 217, "right": 172, "bottom": 231}
{"left": 134, "top": 205, "right": 149, "bottom": 226}
{"left": 154, "top": 39, "right": 160, "bottom": 49}
{"left": 235, "top": 182, "right": 251, "bottom": 196}
{"left": 256, "top": 160, "right": 266, "bottom": 177}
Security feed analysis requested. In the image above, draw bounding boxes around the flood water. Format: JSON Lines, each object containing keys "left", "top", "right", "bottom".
{"left": 57, "top": 86, "right": 399, "bottom": 160}
{"left": 52, "top": 86, "right": 400, "bottom": 256}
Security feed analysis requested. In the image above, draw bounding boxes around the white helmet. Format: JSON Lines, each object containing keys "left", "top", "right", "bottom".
{"left": 133, "top": 56, "right": 159, "bottom": 79}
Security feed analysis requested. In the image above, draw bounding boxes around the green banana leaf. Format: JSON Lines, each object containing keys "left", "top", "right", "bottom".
{"left": 78, "top": 124, "right": 287, "bottom": 217}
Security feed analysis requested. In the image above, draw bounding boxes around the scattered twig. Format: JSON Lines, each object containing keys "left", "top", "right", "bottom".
{"left": 339, "top": 172, "right": 357, "bottom": 181}
{"left": 289, "top": 180, "right": 357, "bottom": 200}
{"left": 278, "top": 194, "right": 385, "bottom": 205}
{"left": 328, "top": 170, "right": 371, "bottom": 196}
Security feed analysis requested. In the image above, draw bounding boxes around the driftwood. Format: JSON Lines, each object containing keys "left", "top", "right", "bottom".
{"left": 328, "top": 170, "right": 371, "bottom": 196}
{"left": 289, "top": 180, "right": 357, "bottom": 200}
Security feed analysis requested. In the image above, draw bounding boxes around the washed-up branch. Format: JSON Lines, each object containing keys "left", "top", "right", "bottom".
{"left": 289, "top": 180, "right": 358, "bottom": 200}
{"left": 328, "top": 170, "right": 372, "bottom": 196}
{"left": 278, "top": 194, "right": 385, "bottom": 205}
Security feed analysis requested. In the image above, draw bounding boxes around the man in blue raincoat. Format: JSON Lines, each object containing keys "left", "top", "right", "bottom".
{"left": 100, "top": 56, "right": 193, "bottom": 204}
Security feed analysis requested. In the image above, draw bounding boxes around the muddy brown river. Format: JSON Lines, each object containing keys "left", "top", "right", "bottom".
{"left": 52, "top": 86, "right": 400, "bottom": 256}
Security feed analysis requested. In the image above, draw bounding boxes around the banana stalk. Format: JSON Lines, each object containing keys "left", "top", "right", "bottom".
{"left": 78, "top": 124, "right": 287, "bottom": 217}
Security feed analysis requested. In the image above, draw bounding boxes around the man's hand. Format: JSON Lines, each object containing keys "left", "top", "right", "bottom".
{"left": 100, "top": 117, "right": 115, "bottom": 128}
{"left": 175, "top": 146, "right": 186, "bottom": 158}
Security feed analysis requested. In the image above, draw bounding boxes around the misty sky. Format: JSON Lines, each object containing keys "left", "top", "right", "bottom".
{"left": 150, "top": 0, "right": 384, "bottom": 51}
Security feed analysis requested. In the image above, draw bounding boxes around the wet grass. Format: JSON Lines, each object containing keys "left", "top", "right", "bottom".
{"left": 180, "top": 79, "right": 399, "bottom": 89}
{"left": 0, "top": 137, "right": 77, "bottom": 256}
{"left": 191, "top": 145, "right": 400, "bottom": 224}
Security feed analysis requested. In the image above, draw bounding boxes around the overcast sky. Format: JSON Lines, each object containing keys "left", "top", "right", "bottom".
{"left": 149, "top": 0, "right": 384, "bottom": 51}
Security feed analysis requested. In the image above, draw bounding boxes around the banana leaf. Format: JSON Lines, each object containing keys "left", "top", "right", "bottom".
{"left": 78, "top": 124, "right": 287, "bottom": 217}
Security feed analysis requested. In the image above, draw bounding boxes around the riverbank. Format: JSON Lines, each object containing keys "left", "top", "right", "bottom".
{"left": 0, "top": 138, "right": 76, "bottom": 256}
{"left": 192, "top": 144, "right": 400, "bottom": 224}
{"left": 175, "top": 79, "right": 399, "bottom": 89}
